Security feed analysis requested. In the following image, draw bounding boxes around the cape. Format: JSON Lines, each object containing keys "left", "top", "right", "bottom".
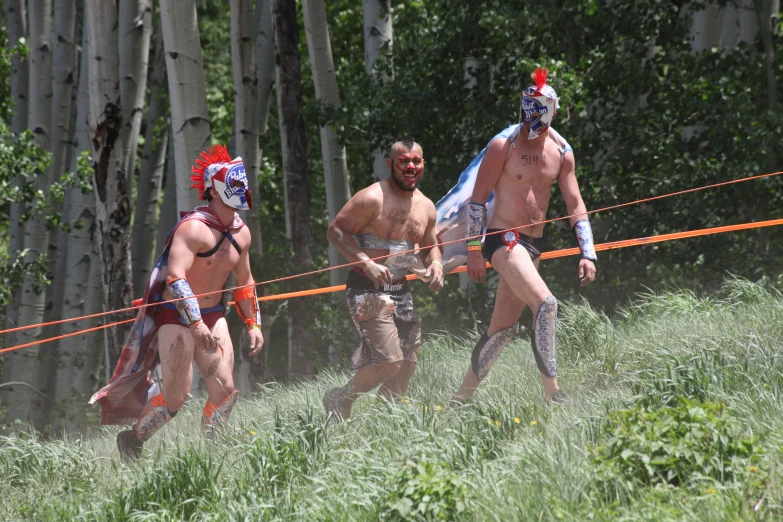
{"left": 89, "top": 206, "right": 245, "bottom": 425}
{"left": 434, "top": 124, "right": 572, "bottom": 271}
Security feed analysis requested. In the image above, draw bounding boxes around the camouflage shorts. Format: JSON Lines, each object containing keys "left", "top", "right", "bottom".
{"left": 345, "top": 270, "right": 421, "bottom": 369}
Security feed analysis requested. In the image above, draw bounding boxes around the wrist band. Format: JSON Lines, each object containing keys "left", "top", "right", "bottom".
{"left": 466, "top": 239, "right": 482, "bottom": 246}
{"left": 431, "top": 260, "right": 443, "bottom": 269}
{"left": 468, "top": 245, "right": 482, "bottom": 252}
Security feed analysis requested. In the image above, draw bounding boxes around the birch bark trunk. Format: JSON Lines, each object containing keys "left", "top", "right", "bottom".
{"left": 86, "top": 0, "right": 134, "bottom": 379}
{"left": 255, "top": 0, "right": 275, "bottom": 141}
{"left": 132, "top": 24, "right": 168, "bottom": 298}
{"left": 4, "top": 0, "right": 54, "bottom": 426}
{"left": 363, "top": 0, "right": 393, "bottom": 181}
{"left": 275, "top": 0, "right": 315, "bottom": 380}
{"left": 303, "top": 0, "right": 351, "bottom": 286}
{"left": 53, "top": 23, "right": 100, "bottom": 433}
{"left": 5, "top": 0, "right": 29, "bottom": 260}
{"left": 118, "top": 0, "right": 153, "bottom": 194}
{"left": 157, "top": 130, "right": 178, "bottom": 250}
{"left": 159, "top": 0, "right": 211, "bottom": 212}
{"left": 230, "top": 0, "right": 262, "bottom": 250}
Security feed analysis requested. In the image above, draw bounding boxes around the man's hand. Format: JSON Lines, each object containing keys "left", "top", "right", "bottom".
{"left": 363, "top": 261, "right": 393, "bottom": 290}
{"left": 248, "top": 327, "right": 264, "bottom": 356}
{"left": 578, "top": 258, "right": 596, "bottom": 286}
{"left": 467, "top": 251, "right": 487, "bottom": 283}
{"left": 424, "top": 262, "right": 444, "bottom": 290}
{"left": 190, "top": 321, "right": 217, "bottom": 354}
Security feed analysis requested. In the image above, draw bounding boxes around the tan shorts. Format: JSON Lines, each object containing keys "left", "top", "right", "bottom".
{"left": 345, "top": 270, "right": 421, "bottom": 369}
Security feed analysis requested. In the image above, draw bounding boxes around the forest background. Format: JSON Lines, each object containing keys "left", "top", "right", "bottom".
{"left": 0, "top": 0, "right": 781, "bottom": 434}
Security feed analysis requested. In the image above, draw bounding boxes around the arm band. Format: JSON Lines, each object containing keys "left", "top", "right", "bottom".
{"left": 166, "top": 278, "right": 202, "bottom": 325}
{"left": 573, "top": 220, "right": 597, "bottom": 261}
{"left": 233, "top": 285, "right": 262, "bottom": 331}
{"left": 466, "top": 202, "right": 486, "bottom": 243}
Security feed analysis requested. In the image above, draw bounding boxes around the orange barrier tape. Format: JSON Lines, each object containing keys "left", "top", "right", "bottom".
{"left": 1, "top": 218, "right": 781, "bottom": 354}
{"left": 3, "top": 168, "right": 783, "bottom": 338}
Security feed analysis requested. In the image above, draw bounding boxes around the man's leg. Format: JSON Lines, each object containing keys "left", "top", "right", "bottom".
{"left": 117, "top": 325, "right": 194, "bottom": 460}
{"left": 378, "top": 293, "right": 421, "bottom": 401}
{"left": 324, "top": 312, "right": 404, "bottom": 419}
{"left": 453, "top": 276, "right": 525, "bottom": 401}
{"left": 194, "top": 317, "right": 238, "bottom": 438}
{"left": 378, "top": 361, "right": 416, "bottom": 401}
{"left": 491, "top": 248, "right": 561, "bottom": 399}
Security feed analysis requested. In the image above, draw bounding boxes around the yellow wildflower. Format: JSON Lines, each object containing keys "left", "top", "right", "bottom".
{"left": 749, "top": 466, "right": 757, "bottom": 472}
{"left": 424, "top": 405, "right": 428, "bottom": 411}
{"left": 435, "top": 405, "right": 442, "bottom": 411}
{"left": 235, "top": 427, "right": 241, "bottom": 431}
{"left": 250, "top": 430, "right": 257, "bottom": 435}
{"left": 487, "top": 419, "right": 494, "bottom": 425}
{"left": 706, "top": 488, "right": 716, "bottom": 494}
{"left": 514, "top": 417, "right": 521, "bottom": 424}
{"left": 495, "top": 420, "right": 500, "bottom": 427}
{"left": 531, "top": 420, "right": 537, "bottom": 425}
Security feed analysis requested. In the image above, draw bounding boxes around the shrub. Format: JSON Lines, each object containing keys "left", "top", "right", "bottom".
{"left": 590, "top": 398, "right": 762, "bottom": 501}
{"left": 382, "top": 458, "right": 468, "bottom": 522}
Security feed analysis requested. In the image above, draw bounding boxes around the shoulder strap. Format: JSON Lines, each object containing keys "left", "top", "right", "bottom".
{"left": 196, "top": 231, "right": 242, "bottom": 258}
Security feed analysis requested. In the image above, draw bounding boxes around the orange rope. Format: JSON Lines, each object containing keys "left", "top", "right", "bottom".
{"left": 2, "top": 218, "right": 781, "bottom": 354}
{"left": 0, "top": 318, "right": 136, "bottom": 354}
{"left": 2, "top": 169, "right": 782, "bottom": 337}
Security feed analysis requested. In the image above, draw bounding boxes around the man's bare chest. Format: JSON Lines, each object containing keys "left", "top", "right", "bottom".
{"left": 374, "top": 205, "right": 427, "bottom": 244}
{"left": 195, "top": 230, "right": 246, "bottom": 270}
{"left": 501, "top": 147, "right": 560, "bottom": 187}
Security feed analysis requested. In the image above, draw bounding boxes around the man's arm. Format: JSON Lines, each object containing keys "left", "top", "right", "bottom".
{"left": 556, "top": 151, "right": 597, "bottom": 286}
{"left": 165, "top": 220, "right": 218, "bottom": 352}
{"left": 419, "top": 201, "right": 444, "bottom": 290}
{"left": 466, "top": 137, "right": 510, "bottom": 283}
{"left": 232, "top": 229, "right": 264, "bottom": 356}
{"left": 326, "top": 185, "right": 381, "bottom": 265}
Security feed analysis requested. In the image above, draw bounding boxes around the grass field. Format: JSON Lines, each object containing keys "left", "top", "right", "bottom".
{"left": 2, "top": 277, "right": 783, "bottom": 521}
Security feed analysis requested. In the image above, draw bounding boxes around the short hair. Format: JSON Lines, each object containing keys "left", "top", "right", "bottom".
{"left": 392, "top": 135, "right": 416, "bottom": 152}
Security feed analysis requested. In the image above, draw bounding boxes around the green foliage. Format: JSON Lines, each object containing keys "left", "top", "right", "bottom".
{"left": 590, "top": 399, "right": 764, "bottom": 498}
{"left": 381, "top": 457, "right": 469, "bottom": 521}
{"left": 0, "top": 249, "right": 48, "bottom": 307}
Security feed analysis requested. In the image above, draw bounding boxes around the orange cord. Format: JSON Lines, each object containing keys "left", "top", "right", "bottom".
{"left": 2, "top": 169, "right": 783, "bottom": 338}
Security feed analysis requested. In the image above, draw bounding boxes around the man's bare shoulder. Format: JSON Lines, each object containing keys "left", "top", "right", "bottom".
{"left": 353, "top": 182, "right": 384, "bottom": 209}
{"left": 173, "top": 217, "right": 211, "bottom": 239}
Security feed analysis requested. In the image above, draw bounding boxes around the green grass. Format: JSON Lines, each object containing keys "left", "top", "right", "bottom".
{"left": 3, "top": 277, "right": 783, "bottom": 520}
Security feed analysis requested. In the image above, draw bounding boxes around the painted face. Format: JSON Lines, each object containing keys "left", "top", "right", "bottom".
{"left": 390, "top": 150, "right": 424, "bottom": 192}
{"left": 209, "top": 159, "right": 253, "bottom": 210}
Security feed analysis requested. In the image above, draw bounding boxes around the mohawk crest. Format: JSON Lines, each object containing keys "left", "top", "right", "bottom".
{"left": 190, "top": 144, "right": 232, "bottom": 199}
{"left": 532, "top": 68, "right": 548, "bottom": 91}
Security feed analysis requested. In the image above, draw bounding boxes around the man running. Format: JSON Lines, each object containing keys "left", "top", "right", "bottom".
{"left": 323, "top": 137, "right": 444, "bottom": 419}
{"left": 90, "top": 145, "right": 264, "bottom": 459}
{"left": 448, "top": 69, "right": 597, "bottom": 403}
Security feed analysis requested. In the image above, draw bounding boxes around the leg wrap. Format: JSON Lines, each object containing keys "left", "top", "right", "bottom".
{"left": 471, "top": 324, "right": 519, "bottom": 381}
{"left": 532, "top": 295, "right": 558, "bottom": 378}
{"left": 202, "top": 389, "right": 239, "bottom": 438}
{"left": 135, "top": 394, "right": 177, "bottom": 442}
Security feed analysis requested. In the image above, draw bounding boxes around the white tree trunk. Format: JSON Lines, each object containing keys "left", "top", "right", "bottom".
{"left": 363, "top": 0, "right": 393, "bottom": 181}
{"left": 5, "top": 0, "right": 29, "bottom": 259}
{"left": 255, "top": 0, "right": 275, "bottom": 138}
{"left": 53, "top": 23, "right": 100, "bottom": 433}
{"left": 230, "top": 0, "right": 263, "bottom": 251}
{"left": 721, "top": 0, "right": 760, "bottom": 48}
{"left": 690, "top": 3, "right": 726, "bottom": 52}
{"left": 303, "top": 0, "right": 351, "bottom": 286}
{"left": 86, "top": 0, "right": 134, "bottom": 379}
{"left": 132, "top": 25, "right": 169, "bottom": 298}
{"left": 157, "top": 130, "right": 178, "bottom": 250}
{"left": 4, "top": 0, "right": 54, "bottom": 427}
{"left": 118, "top": 0, "right": 153, "bottom": 192}
{"left": 159, "top": 0, "right": 211, "bottom": 213}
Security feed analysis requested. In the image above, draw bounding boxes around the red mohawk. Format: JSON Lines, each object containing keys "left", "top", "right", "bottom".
{"left": 190, "top": 144, "right": 232, "bottom": 199}
{"left": 532, "top": 68, "right": 548, "bottom": 91}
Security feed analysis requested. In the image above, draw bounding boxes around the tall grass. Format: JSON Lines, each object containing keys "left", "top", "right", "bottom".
{"left": 2, "top": 277, "right": 783, "bottom": 520}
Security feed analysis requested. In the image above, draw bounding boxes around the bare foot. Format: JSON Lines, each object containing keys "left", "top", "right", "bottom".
{"left": 323, "top": 386, "right": 353, "bottom": 420}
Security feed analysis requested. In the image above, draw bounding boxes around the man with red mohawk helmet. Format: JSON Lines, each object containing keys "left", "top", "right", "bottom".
{"left": 438, "top": 68, "right": 597, "bottom": 404}
{"left": 90, "top": 145, "right": 264, "bottom": 460}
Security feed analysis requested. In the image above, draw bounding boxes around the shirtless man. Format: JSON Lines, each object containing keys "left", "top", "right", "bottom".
{"left": 323, "top": 137, "right": 444, "bottom": 419}
{"left": 453, "top": 69, "right": 597, "bottom": 403}
{"left": 90, "top": 145, "right": 264, "bottom": 459}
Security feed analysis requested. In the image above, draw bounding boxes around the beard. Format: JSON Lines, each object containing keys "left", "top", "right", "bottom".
{"left": 390, "top": 166, "right": 419, "bottom": 192}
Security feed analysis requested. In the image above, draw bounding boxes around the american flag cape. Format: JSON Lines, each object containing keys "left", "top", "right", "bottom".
{"left": 89, "top": 206, "right": 245, "bottom": 425}
{"left": 434, "top": 124, "right": 572, "bottom": 272}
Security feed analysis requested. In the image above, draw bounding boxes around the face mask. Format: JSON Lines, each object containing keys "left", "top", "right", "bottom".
{"left": 519, "top": 68, "right": 560, "bottom": 140}
{"left": 190, "top": 145, "right": 253, "bottom": 210}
